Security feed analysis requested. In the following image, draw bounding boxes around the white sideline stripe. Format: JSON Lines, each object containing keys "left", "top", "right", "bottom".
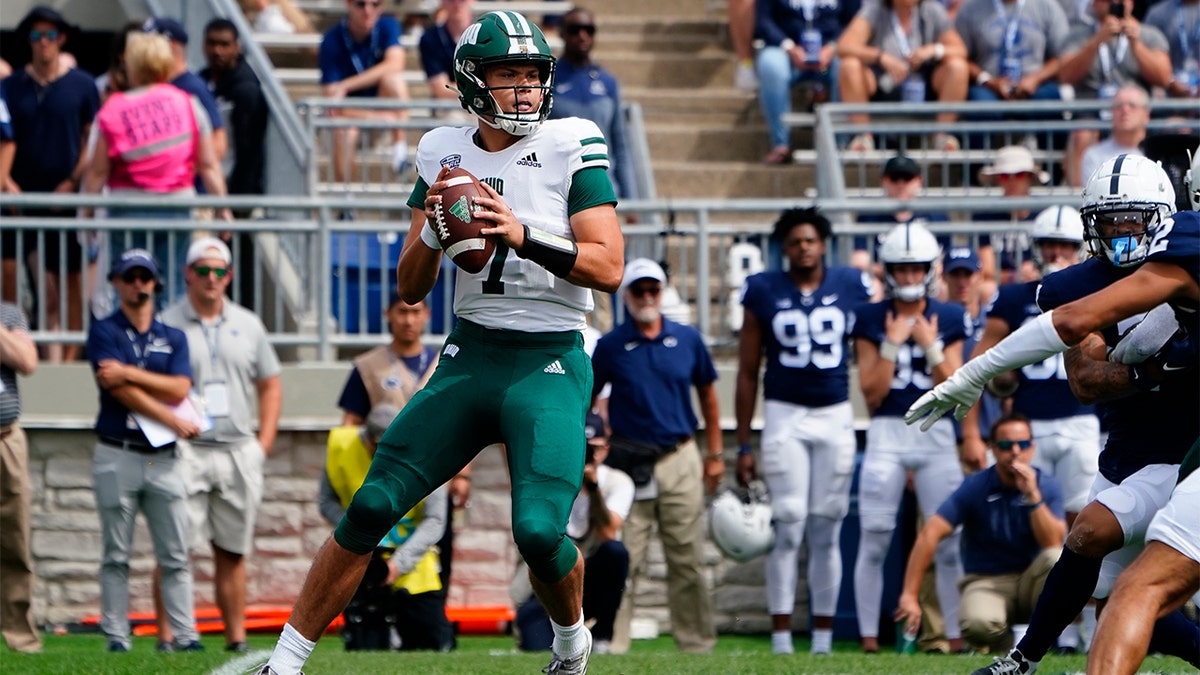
{"left": 206, "top": 648, "right": 273, "bottom": 675}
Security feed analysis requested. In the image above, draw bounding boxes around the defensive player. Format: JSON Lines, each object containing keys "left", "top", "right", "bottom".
{"left": 259, "top": 12, "right": 623, "bottom": 675}
{"left": 907, "top": 155, "right": 1200, "bottom": 675}
{"left": 850, "top": 222, "right": 971, "bottom": 654}
{"left": 1086, "top": 152, "right": 1200, "bottom": 675}
{"left": 733, "top": 207, "right": 871, "bottom": 655}
{"left": 962, "top": 206, "right": 1099, "bottom": 527}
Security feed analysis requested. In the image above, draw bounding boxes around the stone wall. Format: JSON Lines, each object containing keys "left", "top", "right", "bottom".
{"left": 25, "top": 428, "right": 802, "bottom": 637}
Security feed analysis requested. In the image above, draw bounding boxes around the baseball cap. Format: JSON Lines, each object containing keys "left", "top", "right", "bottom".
{"left": 621, "top": 258, "right": 666, "bottom": 291}
{"left": 110, "top": 248, "right": 161, "bottom": 279}
{"left": 882, "top": 155, "right": 920, "bottom": 180}
{"left": 143, "top": 16, "right": 188, "bottom": 45}
{"left": 185, "top": 237, "right": 232, "bottom": 266}
{"left": 980, "top": 145, "right": 1050, "bottom": 184}
{"left": 584, "top": 412, "right": 607, "bottom": 444}
{"left": 943, "top": 247, "right": 981, "bottom": 274}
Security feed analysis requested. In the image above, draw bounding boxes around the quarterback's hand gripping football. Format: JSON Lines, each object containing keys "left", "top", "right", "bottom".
{"left": 473, "top": 179, "right": 526, "bottom": 250}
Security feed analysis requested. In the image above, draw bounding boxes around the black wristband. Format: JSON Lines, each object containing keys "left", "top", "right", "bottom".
{"left": 516, "top": 224, "right": 578, "bottom": 278}
{"left": 1026, "top": 499, "right": 1044, "bottom": 510}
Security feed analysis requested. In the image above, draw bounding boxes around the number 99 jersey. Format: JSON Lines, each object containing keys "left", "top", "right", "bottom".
{"left": 739, "top": 267, "right": 872, "bottom": 407}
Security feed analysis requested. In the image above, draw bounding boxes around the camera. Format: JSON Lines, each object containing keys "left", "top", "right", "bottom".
{"left": 585, "top": 444, "right": 596, "bottom": 465}
{"left": 1109, "top": 1, "right": 1125, "bottom": 18}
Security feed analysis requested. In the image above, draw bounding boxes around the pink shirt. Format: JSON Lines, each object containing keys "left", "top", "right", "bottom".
{"left": 96, "top": 83, "right": 201, "bottom": 193}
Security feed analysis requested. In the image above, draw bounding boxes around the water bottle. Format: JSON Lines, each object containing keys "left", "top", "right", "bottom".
{"left": 801, "top": 28, "right": 822, "bottom": 64}
{"left": 896, "top": 622, "right": 919, "bottom": 654}
{"left": 901, "top": 75, "right": 926, "bottom": 103}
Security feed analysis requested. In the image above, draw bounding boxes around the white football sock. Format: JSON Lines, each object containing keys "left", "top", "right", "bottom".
{"left": 1082, "top": 603, "right": 1097, "bottom": 652}
{"left": 551, "top": 616, "right": 587, "bottom": 658}
{"left": 771, "top": 630, "right": 794, "bottom": 654}
{"left": 810, "top": 628, "right": 833, "bottom": 654}
{"left": 268, "top": 623, "right": 315, "bottom": 675}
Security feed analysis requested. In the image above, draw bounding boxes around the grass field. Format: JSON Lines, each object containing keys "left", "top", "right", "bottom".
{"left": 5, "top": 632, "right": 1195, "bottom": 675}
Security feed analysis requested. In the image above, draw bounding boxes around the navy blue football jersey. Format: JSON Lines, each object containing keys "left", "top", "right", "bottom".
{"left": 1147, "top": 210, "right": 1200, "bottom": 345}
{"left": 740, "top": 267, "right": 872, "bottom": 407}
{"left": 988, "top": 280, "right": 1095, "bottom": 421}
{"left": 1038, "top": 258, "right": 1199, "bottom": 483}
{"left": 850, "top": 298, "right": 971, "bottom": 418}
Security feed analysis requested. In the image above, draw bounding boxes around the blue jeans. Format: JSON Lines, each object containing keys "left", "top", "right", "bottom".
{"left": 756, "top": 46, "right": 840, "bottom": 148}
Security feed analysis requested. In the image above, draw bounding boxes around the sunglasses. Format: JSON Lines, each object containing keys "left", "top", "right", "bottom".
{"left": 193, "top": 265, "right": 230, "bottom": 279}
{"left": 353, "top": 0, "right": 381, "bottom": 8}
{"left": 29, "top": 30, "right": 61, "bottom": 42}
{"left": 565, "top": 24, "right": 596, "bottom": 36}
{"left": 122, "top": 269, "right": 155, "bottom": 284}
{"left": 628, "top": 285, "right": 661, "bottom": 298}
{"left": 994, "top": 439, "right": 1033, "bottom": 451}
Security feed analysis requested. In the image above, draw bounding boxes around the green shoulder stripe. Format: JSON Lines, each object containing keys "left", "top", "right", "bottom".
{"left": 580, "top": 137, "right": 606, "bottom": 147}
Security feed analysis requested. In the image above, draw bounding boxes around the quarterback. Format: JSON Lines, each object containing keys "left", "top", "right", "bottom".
{"left": 258, "top": 11, "right": 623, "bottom": 675}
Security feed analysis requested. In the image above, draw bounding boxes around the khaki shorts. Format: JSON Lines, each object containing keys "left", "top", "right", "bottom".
{"left": 180, "top": 437, "right": 266, "bottom": 555}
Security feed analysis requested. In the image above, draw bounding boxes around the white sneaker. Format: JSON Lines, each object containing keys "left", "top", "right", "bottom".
{"left": 735, "top": 60, "right": 758, "bottom": 92}
{"left": 543, "top": 626, "right": 591, "bottom": 674}
{"left": 593, "top": 639, "right": 611, "bottom": 654}
{"left": 970, "top": 648, "right": 1039, "bottom": 675}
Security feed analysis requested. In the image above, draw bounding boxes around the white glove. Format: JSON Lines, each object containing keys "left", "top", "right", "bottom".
{"left": 906, "top": 311, "right": 1069, "bottom": 431}
{"left": 1109, "top": 303, "right": 1178, "bottom": 364}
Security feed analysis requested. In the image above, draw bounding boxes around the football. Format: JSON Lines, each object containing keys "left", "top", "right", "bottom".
{"left": 433, "top": 167, "right": 495, "bottom": 274}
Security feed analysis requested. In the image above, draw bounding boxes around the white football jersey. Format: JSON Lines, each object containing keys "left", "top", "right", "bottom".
{"left": 414, "top": 118, "right": 613, "bottom": 332}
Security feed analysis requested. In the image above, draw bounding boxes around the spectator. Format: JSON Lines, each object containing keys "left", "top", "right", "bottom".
{"left": 3, "top": 6, "right": 101, "bottom": 362}
{"left": 0, "top": 93, "right": 16, "bottom": 305}
{"left": 86, "top": 248, "right": 201, "bottom": 653}
{"left": 551, "top": 9, "right": 636, "bottom": 199}
{"left": 201, "top": 18, "right": 269, "bottom": 303}
{"left": 757, "top": 0, "right": 861, "bottom": 163}
{"left": 334, "top": 293, "right": 469, "bottom": 594}
{"left": 973, "top": 145, "right": 1051, "bottom": 285}
{"left": 247, "top": 0, "right": 316, "bottom": 34}
{"left": 592, "top": 258, "right": 723, "bottom": 654}
{"left": 837, "top": 0, "right": 969, "bottom": 152}
{"left": 319, "top": 0, "right": 413, "bottom": 193}
{"left": 319, "top": 404, "right": 455, "bottom": 651}
{"left": 512, "top": 412, "right": 634, "bottom": 655}
{"left": 1078, "top": 84, "right": 1149, "bottom": 187}
{"left": 418, "top": 0, "right": 475, "bottom": 106}
{"left": 1059, "top": 0, "right": 1171, "bottom": 186}
{"left": 96, "top": 22, "right": 144, "bottom": 103}
{"left": 153, "top": 237, "right": 282, "bottom": 653}
{"left": 202, "top": 19, "right": 268, "bottom": 202}
{"left": 854, "top": 154, "right": 950, "bottom": 285}
{"left": 895, "top": 414, "right": 1066, "bottom": 653}
{"left": 729, "top": 0, "right": 758, "bottom": 90}
{"left": 0, "top": 301, "right": 39, "bottom": 654}
{"left": 850, "top": 222, "right": 969, "bottom": 654}
{"left": 954, "top": 0, "right": 1069, "bottom": 126}
{"left": 1144, "top": 0, "right": 1200, "bottom": 98}
{"left": 144, "top": 18, "right": 229, "bottom": 166}
{"left": 940, "top": 246, "right": 1002, "bottom": 452}
{"left": 734, "top": 209, "right": 871, "bottom": 655}
{"left": 81, "top": 32, "right": 232, "bottom": 302}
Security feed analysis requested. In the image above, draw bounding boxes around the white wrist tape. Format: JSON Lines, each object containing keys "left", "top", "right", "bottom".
{"left": 924, "top": 340, "right": 945, "bottom": 368}
{"left": 879, "top": 340, "right": 901, "bottom": 362}
{"left": 420, "top": 221, "right": 442, "bottom": 250}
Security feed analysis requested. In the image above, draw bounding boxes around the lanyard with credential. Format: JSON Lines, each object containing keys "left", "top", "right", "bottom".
{"left": 342, "top": 20, "right": 379, "bottom": 75}
{"left": 890, "top": 10, "right": 918, "bottom": 58}
{"left": 992, "top": 0, "right": 1026, "bottom": 59}
{"left": 1097, "top": 28, "right": 1129, "bottom": 82}
{"left": 125, "top": 328, "right": 149, "bottom": 369}
{"left": 200, "top": 317, "right": 224, "bottom": 371}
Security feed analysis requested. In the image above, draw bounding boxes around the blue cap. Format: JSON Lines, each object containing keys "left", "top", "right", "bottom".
{"left": 143, "top": 16, "right": 188, "bottom": 44}
{"left": 943, "top": 247, "right": 980, "bottom": 274}
{"left": 110, "top": 248, "right": 161, "bottom": 279}
{"left": 584, "top": 412, "right": 607, "bottom": 443}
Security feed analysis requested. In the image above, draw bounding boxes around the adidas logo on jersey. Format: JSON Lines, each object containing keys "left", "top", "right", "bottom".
{"left": 516, "top": 152, "right": 542, "bottom": 168}
{"left": 543, "top": 360, "right": 566, "bottom": 375}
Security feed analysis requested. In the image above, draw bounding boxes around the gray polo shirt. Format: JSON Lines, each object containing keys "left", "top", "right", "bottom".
{"left": 858, "top": 0, "right": 954, "bottom": 61}
{"left": 955, "top": 0, "right": 1069, "bottom": 77}
{"left": 1063, "top": 21, "right": 1170, "bottom": 98}
{"left": 1144, "top": 0, "right": 1200, "bottom": 72}
{"left": 160, "top": 298, "right": 281, "bottom": 441}
{"left": 0, "top": 303, "right": 29, "bottom": 426}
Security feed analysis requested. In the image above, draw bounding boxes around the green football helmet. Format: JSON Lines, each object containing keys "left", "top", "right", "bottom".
{"left": 453, "top": 11, "right": 555, "bottom": 136}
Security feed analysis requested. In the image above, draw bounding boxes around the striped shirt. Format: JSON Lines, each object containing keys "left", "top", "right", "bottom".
{"left": 0, "top": 302, "right": 29, "bottom": 425}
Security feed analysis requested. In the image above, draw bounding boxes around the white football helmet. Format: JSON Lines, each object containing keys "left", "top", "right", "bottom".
{"left": 709, "top": 482, "right": 773, "bottom": 563}
{"left": 1080, "top": 154, "right": 1177, "bottom": 267}
{"left": 1030, "top": 205, "right": 1084, "bottom": 273}
{"left": 879, "top": 222, "right": 940, "bottom": 302}
{"left": 1187, "top": 149, "right": 1199, "bottom": 211}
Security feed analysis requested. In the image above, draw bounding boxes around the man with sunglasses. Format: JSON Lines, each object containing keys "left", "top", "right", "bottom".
{"left": 319, "top": 0, "right": 413, "bottom": 186}
{"left": 591, "top": 258, "right": 723, "bottom": 655}
{"left": 86, "top": 248, "right": 201, "bottom": 652}
{"left": 154, "top": 237, "right": 281, "bottom": 653}
{"left": 418, "top": 0, "right": 475, "bottom": 109}
{"left": 896, "top": 414, "right": 1065, "bottom": 654}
